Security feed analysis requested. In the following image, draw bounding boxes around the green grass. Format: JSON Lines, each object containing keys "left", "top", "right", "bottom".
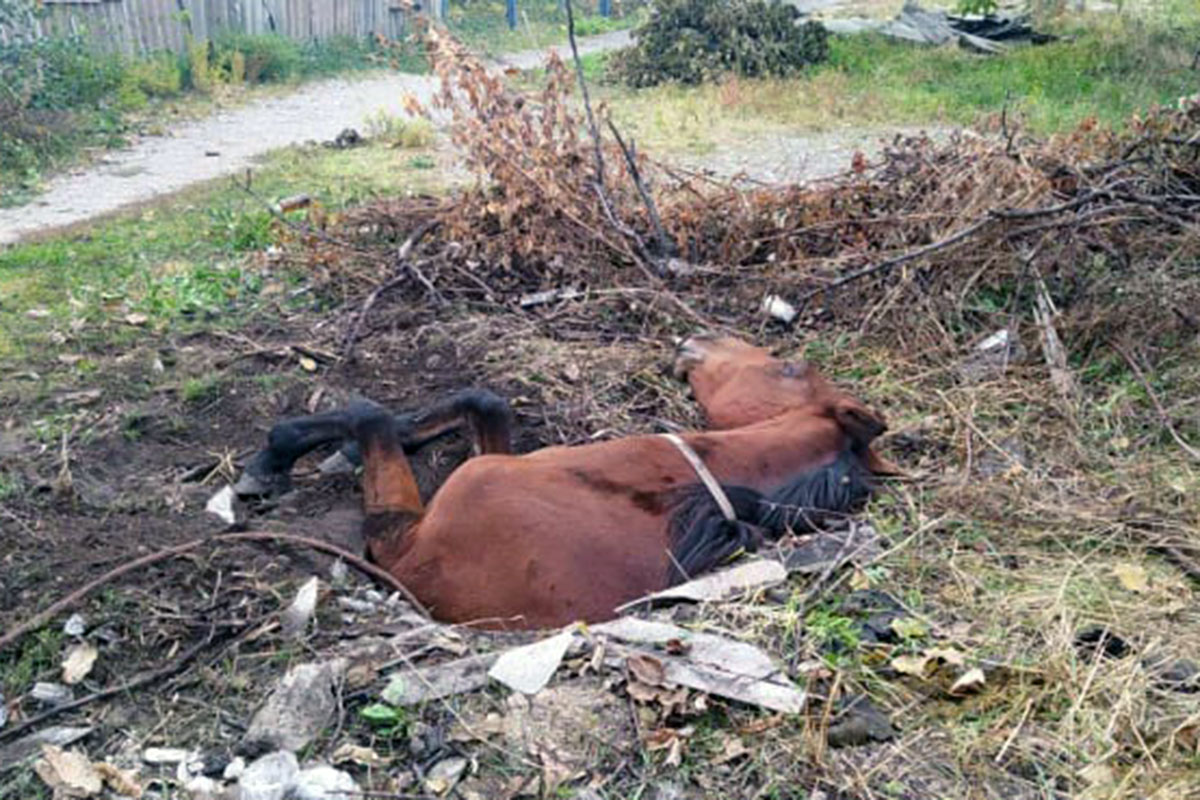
{"left": 446, "top": 0, "right": 645, "bottom": 55}
{"left": 577, "top": 13, "right": 1198, "bottom": 155}
{"left": 0, "top": 140, "right": 450, "bottom": 363}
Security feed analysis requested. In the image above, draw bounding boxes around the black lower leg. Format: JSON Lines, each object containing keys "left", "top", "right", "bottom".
{"left": 407, "top": 389, "right": 514, "bottom": 455}
{"left": 236, "top": 410, "right": 355, "bottom": 496}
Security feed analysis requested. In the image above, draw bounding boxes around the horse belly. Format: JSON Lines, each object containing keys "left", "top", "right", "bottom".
{"left": 394, "top": 459, "right": 669, "bottom": 628}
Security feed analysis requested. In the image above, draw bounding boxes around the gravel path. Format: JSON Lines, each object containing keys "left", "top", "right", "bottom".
{"left": 0, "top": 30, "right": 632, "bottom": 246}
{"left": 673, "top": 125, "right": 948, "bottom": 185}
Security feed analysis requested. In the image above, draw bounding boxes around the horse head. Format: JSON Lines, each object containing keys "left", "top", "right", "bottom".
{"left": 673, "top": 334, "right": 894, "bottom": 467}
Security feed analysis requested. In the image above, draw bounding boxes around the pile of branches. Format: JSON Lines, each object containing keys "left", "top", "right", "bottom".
{"left": 608, "top": 0, "right": 830, "bottom": 87}
{"left": 327, "top": 22, "right": 1200, "bottom": 376}
{"left": 401, "top": 24, "right": 670, "bottom": 285}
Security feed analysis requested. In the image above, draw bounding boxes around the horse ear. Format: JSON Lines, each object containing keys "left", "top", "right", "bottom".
{"left": 834, "top": 398, "right": 887, "bottom": 448}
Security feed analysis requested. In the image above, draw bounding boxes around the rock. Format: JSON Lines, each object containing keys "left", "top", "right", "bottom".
{"left": 31, "top": 682, "right": 73, "bottom": 707}
{"left": 827, "top": 695, "right": 896, "bottom": 748}
{"left": 1147, "top": 658, "right": 1200, "bottom": 693}
{"left": 292, "top": 765, "right": 359, "bottom": 800}
{"left": 242, "top": 661, "right": 346, "bottom": 753}
{"left": 488, "top": 627, "right": 576, "bottom": 695}
{"left": 143, "top": 747, "right": 193, "bottom": 764}
{"left": 205, "top": 485, "right": 238, "bottom": 525}
{"left": 62, "top": 613, "right": 87, "bottom": 637}
{"left": 424, "top": 757, "right": 468, "bottom": 795}
{"left": 0, "top": 727, "right": 92, "bottom": 772}
{"left": 382, "top": 654, "right": 496, "bottom": 706}
{"left": 279, "top": 577, "right": 319, "bottom": 639}
{"left": 223, "top": 757, "right": 247, "bottom": 780}
{"left": 237, "top": 751, "right": 299, "bottom": 800}
{"left": 184, "top": 775, "right": 225, "bottom": 799}
{"left": 0, "top": 692, "right": 6, "bottom": 729}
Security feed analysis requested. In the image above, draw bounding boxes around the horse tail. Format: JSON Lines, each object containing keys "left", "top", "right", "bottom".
{"left": 666, "top": 448, "right": 875, "bottom": 584}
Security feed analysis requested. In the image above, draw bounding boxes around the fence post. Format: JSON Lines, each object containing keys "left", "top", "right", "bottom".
{"left": 506, "top": 0, "right": 517, "bottom": 29}
{"left": 439, "top": 0, "right": 449, "bottom": 21}
{"left": 599, "top": 0, "right": 611, "bottom": 17}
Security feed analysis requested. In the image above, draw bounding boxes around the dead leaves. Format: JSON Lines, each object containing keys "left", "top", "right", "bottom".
{"left": 35, "top": 745, "right": 142, "bottom": 799}
{"left": 1113, "top": 563, "right": 1149, "bottom": 593}
{"left": 890, "top": 646, "right": 987, "bottom": 695}
{"left": 61, "top": 644, "right": 97, "bottom": 685}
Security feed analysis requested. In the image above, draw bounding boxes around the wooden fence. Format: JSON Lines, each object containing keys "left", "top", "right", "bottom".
{"left": 1, "top": 0, "right": 429, "bottom": 54}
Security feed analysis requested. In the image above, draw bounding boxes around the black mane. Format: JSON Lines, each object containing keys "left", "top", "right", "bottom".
{"left": 665, "top": 448, "right": 875, "bottom": 583}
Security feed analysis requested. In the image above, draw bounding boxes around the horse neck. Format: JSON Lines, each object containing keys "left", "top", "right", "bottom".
{"left": 702, "top": 406, "right": 845, "bottom": 489}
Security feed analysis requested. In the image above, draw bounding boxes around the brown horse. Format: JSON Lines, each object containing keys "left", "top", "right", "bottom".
{"left": 235, "top": 335, "right": 899, "bottom": 629}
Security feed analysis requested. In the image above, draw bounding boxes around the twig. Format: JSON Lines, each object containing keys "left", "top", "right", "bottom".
{"left": 0, "top": 625, "right": 225, "bottom": 743}
{"left": 340, "top": 220, "right": 442, "bottom": 362}
{"left": 606, "top": 118, "right": 672, "bottom": 261}
{"left": 0, "top": 532, "right": 429, "bottom": 655}
{"left": 562, "top": 0, "right": 606, "bottom": 188}
{"left": 1111, "top": 342, "right": 1200, "bottom": 462}
{"left": 799, "top": 218, "right": 992, "bottom": 305}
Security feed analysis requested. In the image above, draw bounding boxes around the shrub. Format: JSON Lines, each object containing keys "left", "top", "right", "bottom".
{"left": 609, "top": 0, "right": 829, "bottom": 87}
{"left": 364, "top": 111, "right": 436, "bottom": 148}
{"left": 126, "top": 52, "right": 184, "bottom": 98}
{"left": 214, "top": 32, "right": 302, "bottom": 83}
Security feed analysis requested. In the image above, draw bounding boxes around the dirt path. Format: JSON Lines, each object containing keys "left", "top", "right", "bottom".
{"left": 0, "top": 30, "right": 632, "bottom": 246}
{"left": 672, "top": 125, "right": 946, "bottom": 185}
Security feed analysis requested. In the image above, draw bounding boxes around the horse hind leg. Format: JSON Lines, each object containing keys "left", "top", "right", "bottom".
{"left": 235, "top": 409, "right": 356, "bottom": 496}
{"left": 236, "top": 389, "right": 513, "bottom": 497}
{"left": 406, "top": 388, "right": 514, "bottom": 456}
{"left": 349, "top": 401, "right": 425, "bottom": 570}
{"left": 319, "top": 388, "right": 513, "bottom": 474}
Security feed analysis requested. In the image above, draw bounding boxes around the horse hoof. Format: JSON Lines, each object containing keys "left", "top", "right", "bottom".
{"left": 234, "top": 453, "right": 293, "bottom": 498}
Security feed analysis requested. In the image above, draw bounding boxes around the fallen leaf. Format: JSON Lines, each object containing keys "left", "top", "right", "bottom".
{"left": 123, "top": 313, "right": 149, "bottom": 326}
{"left": 710, "top": 735, "right": 748, "bottom": 765}
{"left": 664, "top": 736, "right": 684, "bottom": 767}
{"left": 27, "top": 308, "right": 51, "bottom": 319}
{"left": 890, "top": 654, "right": 932, "bottom": 677}
{"left": 949, "top": 667, "right": 986, "bottom": 695}
{"left": 849, "top": 568, "right": 871, "bottom": 591}
{"left": 627, "top": 653, "right": 666, "bottom": 687}
{"left": 627, "top": 680, "right": 661, "bottom": 703}
{"left": 1079, "top": 762, "right": 1115, "bottom": 787}
{"left": 332, "top": 744, "right": 386, "bottom": 767}
{"left": 890, "top": 617, "right": 928, "bottom": 640}
{"left": 61, "top": 644, "right": 98, "bottom": 685}
{"left": 1113, "top": 564, "right": 1148, "bottom": 593}
{"left": 737, "top": 714, "right": 784, "bottom": 736}
{"left": 95, "top": 762, "right": 142, "bottom": 798}
{"left": 35, "top": 745, "right": 102, "bottom": 798}
{"left": 924, "top": 647, "right": 966, "bottom": 668}
{"left": 447, "top": 714, "right": 505, "bottom": 743}
{"left": 298, "top": 356, "right": 318, "bottom": 372}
